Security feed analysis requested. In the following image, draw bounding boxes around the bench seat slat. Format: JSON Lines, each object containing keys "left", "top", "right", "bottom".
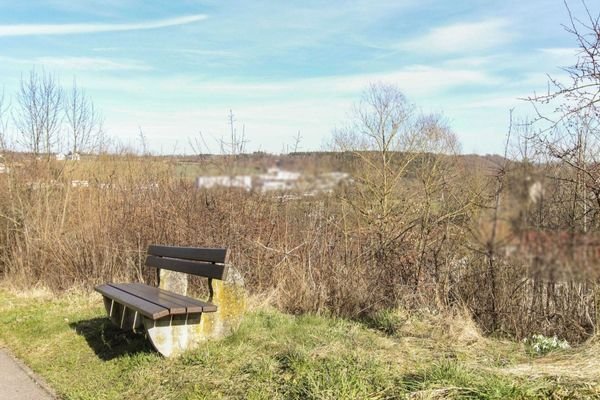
{"left": 95, "top": 284, "right": 170, "bottom": 320}
{"left": 109, "top": 283, "right": 189, "bottom": 314}
{"left": 114, "top": 283, "right": 217, "bottom": 313}
{"left": 128, "top": 283, "right": 217, "bottom": 313}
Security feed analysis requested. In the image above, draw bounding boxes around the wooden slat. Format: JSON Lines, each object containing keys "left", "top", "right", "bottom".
{"left": 94, "top": 284, "right": 169, "bottom": 320}
{"left": 129, "top": 283, "right": 217, "bottom": 313}
{"left": 145, "top": 255, "right": 228, "bottom": 280}
{"left": 109, "top": 283, "right": 188, "bottom": 314}
{"left": 148, "top": 245, "right": 227, "bottom": 263}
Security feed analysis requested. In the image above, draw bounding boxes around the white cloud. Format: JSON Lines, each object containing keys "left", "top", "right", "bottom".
{"left": 0, "top": 14, "right": 207, "bottom": 37}
{"left": 35, "top": 57, "right": 151, "bottom": 71}
{"left": 173, "top": 49, "right": 241, "bottom": 59}
{"left": 442, "top": 55, "right": 500, "bottom": 68}
{"left": 451, "top": 95, "right": 524, "bottom": 110}
{"left": 401, "top": 19, "right": 513, "bottom": 54}
{"left": 0, "top": 56, "right": 150, "bottom": 72}
{"left": 326, "top": 65, "right": 498, "bottom": 94}
{"left": 79, "top": 64, "right": 499, "bottom": 102}
{"left": 538, "top": 47, "right": 578, "bottom": 58}
{"left": 537, "top": 47, "right": 579, "bottom": 68}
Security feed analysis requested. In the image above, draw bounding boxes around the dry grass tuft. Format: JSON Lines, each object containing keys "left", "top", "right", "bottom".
{"left": 440, "top": 309, "right": 483, "bottom": 346}
{"left": 503, "top": 341, "right": 600, "bottom": 382}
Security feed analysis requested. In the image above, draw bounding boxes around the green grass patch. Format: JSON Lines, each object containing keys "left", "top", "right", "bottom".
{"left": 0, "top": 289, "right": 597, "bottom": 399}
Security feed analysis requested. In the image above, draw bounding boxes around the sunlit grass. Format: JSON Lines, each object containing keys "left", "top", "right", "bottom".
{"left": 0, "top": 289, "right": 597, "bottom": 399}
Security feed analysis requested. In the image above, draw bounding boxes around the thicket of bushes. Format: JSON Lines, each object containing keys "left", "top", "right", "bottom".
{"left": 0, "top": 145, "right": 597, "bottom": 344}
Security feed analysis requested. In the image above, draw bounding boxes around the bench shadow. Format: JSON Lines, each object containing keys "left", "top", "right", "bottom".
{"left": 69, "top": 318, "right": 154, "bottom": 361}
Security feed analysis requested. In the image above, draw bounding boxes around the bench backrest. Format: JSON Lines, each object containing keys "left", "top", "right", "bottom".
{"left": 145, "top": 245, "right": 228, "bottom": 280}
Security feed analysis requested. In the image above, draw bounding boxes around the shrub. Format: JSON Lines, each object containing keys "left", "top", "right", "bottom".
{"left": 365, "top": 309, "right": 406, "bottom": 335}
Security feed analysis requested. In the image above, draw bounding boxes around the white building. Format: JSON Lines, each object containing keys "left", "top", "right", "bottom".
{"left": 71, "top": 180, "right": 89, "bottom": 188}
{"left": 196, "top": 175, "right": 252, "bottom": 191}
{"left": 56, "top": 152, "right": 81, "bottom": 161}
{"left": 67, "top": 152, "right": 81, "bottom": 161}
{"left": 259, "top": 167, "right": 301, "bottom": 192}
{"left": 259, "top": 167, "right": 301, "bottom": 182}
{"left": 261, "top": 181, "right": 291, "bottom": 192}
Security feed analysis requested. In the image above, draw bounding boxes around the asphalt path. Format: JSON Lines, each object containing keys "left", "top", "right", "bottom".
{"left": 0, "top": 349, "right": 55, "bottom": 399}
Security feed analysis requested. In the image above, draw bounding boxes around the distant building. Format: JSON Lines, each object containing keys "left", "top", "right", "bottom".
{"left": 196, "top": 175, "right": 252, "bottom": 191}
{"left": 67, "top": 152, "right": 81, "bottom": 161}
{"left": 71, "top": 180, "right": 89, "bottom": 188}
{"left": 259, "top": 167, "right": 301, "bottom": 182}
{"left": 195, "top": 167, "right": 351, "bottom": 195}
{"left": 56, "top": 152, "right": 81, "bottom": 161}
{"left": 259, "top": 167, "right": 301, "bottom": 192}
{"left": 261, "top": 180, "right": 291, "bottom": 192}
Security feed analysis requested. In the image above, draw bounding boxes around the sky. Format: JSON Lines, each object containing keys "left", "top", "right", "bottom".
{"left": 0, "top": 0, "right": 592, "bottom": 155}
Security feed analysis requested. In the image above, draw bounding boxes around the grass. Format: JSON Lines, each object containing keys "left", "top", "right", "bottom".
{"left": 0, "top": 288, "right": 598, "bottom": 399}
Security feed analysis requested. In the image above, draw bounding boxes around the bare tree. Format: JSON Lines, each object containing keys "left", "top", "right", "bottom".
{"left": 333, "top": 83, "right": 422, "bottom": 304}
{"left": 291, "top": 130, "right": 302, "bottom": 153}
{"left": 333, "top": 83, "right": 476, "bottom": 311}
{"left": 409, "top": 114, "right": 467, "bottom": 298}
{"left": 188, "top": 130, "right": 211, "bottom": 156}
{"left": 527, "top": 1, "right": 600, "bottom": 127}
{"left": 0, "top": 89, "right": 8, "bottom": 151}
{"left": 64, "top": 78, "right": 103, "bottom": 155}
{"left": 13, "top": 69, "right": 63, "bottom": 157}
{"left": 527, "top": 2, "right": 600, "bottom": 231}
{"left": 221, "top": 109, "right": 247, "bottom": 156}
{"left": 138, "top": 126, "right": 150, "bottom": 156}
{"left": 335, "top": 82, "right": 418, "bottom": 219}
{"left": 521, "top": 2, "right": 600, "bottom": 337}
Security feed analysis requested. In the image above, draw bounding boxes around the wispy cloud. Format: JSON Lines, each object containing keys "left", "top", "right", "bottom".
{"left": 401, "top": 19, "right": 513, "bottom": 54}
{"left": 538, "top": 47, "right": 578, "bottom": 63}
{"left": 173, "top": 49, "right": 241, "bottom": 58}
{"left": 77, "top": 64, "right": 500, "bottom": 104}
{"left": 36, "top": 57, "right": 151, "bottom": 71}
{"left": 0, "top": 14, "right": 207, "bottom": 37}
{"left": 0, "top": 56, "right": 151, "bottom": 71}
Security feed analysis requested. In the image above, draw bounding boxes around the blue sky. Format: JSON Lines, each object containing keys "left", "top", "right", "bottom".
{"left": 0, "top": 0, "right": 590, "bottom": 154}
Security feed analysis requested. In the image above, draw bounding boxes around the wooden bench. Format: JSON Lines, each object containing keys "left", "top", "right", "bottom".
{"left": 95, "top": 244, "right": 240, "bottom": 357}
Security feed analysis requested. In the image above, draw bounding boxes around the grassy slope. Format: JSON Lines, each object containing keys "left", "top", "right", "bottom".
{"left": 0, "top": 289, "right": 598, "bottom": 400}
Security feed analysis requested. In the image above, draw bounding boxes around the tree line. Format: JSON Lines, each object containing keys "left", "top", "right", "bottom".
{"left": 0, "top": 69, "right": 103, "bottom": 158}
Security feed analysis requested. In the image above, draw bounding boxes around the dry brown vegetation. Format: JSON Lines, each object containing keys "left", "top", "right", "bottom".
{"left": 0, "top": 137, "right": 598, "bottom": 346}
{"left": 1, "top": 4, "right": 600, "bottom": 348}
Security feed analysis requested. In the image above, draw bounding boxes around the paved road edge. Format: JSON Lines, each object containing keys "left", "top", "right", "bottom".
{"left": 0, "top": 347, "right": 58, "bottom": 399}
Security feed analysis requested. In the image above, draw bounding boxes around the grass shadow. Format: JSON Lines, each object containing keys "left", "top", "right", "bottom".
{"left": 69, "top": 317, "right": 154, "bottom": 361}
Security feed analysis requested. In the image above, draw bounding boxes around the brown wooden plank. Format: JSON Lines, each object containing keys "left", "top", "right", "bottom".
{"left": 109, "top": 283, "right": 188, "bottom": 314}
{"left": 145, "top": 255, "right": 228, "bottom": 280}
{"left": 148, "top": 245, "right": 227, "bottom": 264}
{"left": 129, "top": 283, "right": 217, "bottom": 313}
{"left": 94, "top": 284, "right": 169, "bottom": 320}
